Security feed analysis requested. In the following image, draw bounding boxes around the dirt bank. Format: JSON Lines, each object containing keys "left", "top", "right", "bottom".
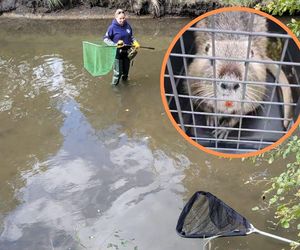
{"left": 0, "top": 0, "right": 223, "bottom": 19}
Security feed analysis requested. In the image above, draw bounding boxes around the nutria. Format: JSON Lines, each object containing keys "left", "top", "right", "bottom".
{"left": 187, "top": 11, "right": 292, "bottom": 139}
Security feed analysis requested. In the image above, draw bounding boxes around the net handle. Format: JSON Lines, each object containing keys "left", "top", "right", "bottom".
{"left": 118, "top": 45, "right": 155, "bottom": 50}
{"left": 140, "top": 46, "right": 155, "bottom": 50}
{"left": 83, "top": 41, "right": 155, "bottom": 50}
{"left": 250, "top": 227, "right": 299, "bottom": 246}
{"left": 82, "top": 41, "right": 115, "bottom": 48}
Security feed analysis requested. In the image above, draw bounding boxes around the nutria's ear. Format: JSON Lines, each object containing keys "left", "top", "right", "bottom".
{"left": 194, "top": 20, "right": 210, "bottom": 54}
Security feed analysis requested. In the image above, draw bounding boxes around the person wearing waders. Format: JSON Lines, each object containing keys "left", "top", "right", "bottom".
{"left": 104, "top": 9, "right": 140, "bottom": 85}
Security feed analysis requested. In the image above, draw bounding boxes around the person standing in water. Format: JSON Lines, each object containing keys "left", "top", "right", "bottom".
{"left": 104, "top": 9, "right": 140, "bottom": 85}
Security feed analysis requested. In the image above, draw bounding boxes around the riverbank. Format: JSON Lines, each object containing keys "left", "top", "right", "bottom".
{"left": 1, "top": 5, "right": 192, "bottom": 20}
{"left": 1, "top": 0, "right": 299, "bottom": 21}
{"left": 0, "top": 0, "right": 221, "bottom": 19}
{"left": 1, "top": 6, "right": 128, "bottom": 19}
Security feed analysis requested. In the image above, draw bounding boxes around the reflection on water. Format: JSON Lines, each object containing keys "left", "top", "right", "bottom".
{"left": 0, "top": 17, "right": 298, "bottom": 250}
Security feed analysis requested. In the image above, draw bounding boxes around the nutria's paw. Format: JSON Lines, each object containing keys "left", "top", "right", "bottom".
{"left": 211, "top": 117, "right": 240, "bottom": 139}
{"left": 212, "top": 128, "right": 230, "bottom": 139}
{"left": 206, "top": 116, "right": 231, "bottom": 139}
{"left": 206, "top": 115, "right": 217, "bottom": 127}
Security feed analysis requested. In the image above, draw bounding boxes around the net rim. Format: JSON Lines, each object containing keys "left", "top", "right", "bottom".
{"left": 176, "top": 191, "right": 252, "bottom": 239}
{"left": 82, "top": 41, "right": 116, "bottom": 48}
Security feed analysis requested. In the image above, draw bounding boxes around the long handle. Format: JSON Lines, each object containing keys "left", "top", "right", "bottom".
{"left": 123, "top": 45, "right": 155, "bottom": 50}
{"left": 253, "top": 228, "right": 300, "bottom": 246}
{"left": 91, "top": 42, "right": 155, "bottom": 50}
{"left": 140, "top": 46, "right": 155, "bottom": 50}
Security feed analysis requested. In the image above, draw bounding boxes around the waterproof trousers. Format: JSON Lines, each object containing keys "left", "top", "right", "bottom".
{"left": 112, "top": 58, "right": 130, "bottom": 85}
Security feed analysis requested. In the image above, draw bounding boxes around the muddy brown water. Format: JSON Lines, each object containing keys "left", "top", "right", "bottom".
{"left": 0, "top": 17, "right": 298, "bottom": 250}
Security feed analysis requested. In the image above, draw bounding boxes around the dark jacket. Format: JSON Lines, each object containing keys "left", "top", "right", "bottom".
{"left": 104, "top": 19, "right": 135, "bottom": 59}
{"left": 104, "top": 19, "right": 135, "bottom": 45}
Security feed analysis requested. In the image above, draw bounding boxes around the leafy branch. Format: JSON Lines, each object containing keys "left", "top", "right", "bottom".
{"left": 250, "top": 135, "right": 300, "bottom": 247}
{"left": 255, "top": 0, "right": 300, "bottom": 16}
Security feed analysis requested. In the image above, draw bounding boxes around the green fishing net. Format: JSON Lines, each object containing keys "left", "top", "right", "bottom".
{"left": 82, "top": 41, "right": 117, "bottom": 76}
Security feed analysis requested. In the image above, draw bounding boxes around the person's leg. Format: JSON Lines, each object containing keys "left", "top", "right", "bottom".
{"left": 112, "top": 59, "right": 123, "bottom": 85}
{"left": 121, "top": 57, "right": 130, "bottom": 81}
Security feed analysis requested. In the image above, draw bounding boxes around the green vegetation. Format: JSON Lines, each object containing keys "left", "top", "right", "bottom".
{"left": 255, "top": 0, "right": 300, "bottom": 38}
{"left": 220, "top": 0, "right": 257, "bottom": 6}
{"left": 288, "top": 19, "right": 300, "bottom": 37}
{"left": 255, "top": 0, "right": 300, "bottom": 16}
{"left": 249, "top": 4, "right": 300, "bottom": 244}
{"left": 34, "top": 0, "right": 300, "bottom": 29}
{"left": 250, "top": 135, "right": 300, "bottom": 248}
{"left": 47, "top": 0, "right": 64, "bottom": 9}
{"left": 106, "top": 230, "right": 138, "bottom": 250}
{"left": 189, "top": 0, "right": 298, "bottom": 247}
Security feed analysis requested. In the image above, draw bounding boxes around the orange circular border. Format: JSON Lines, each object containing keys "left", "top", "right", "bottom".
{"left": 160, "top": 6, "right": 300, "bottom": 159}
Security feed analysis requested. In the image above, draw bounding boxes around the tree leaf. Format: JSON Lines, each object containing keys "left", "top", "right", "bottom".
{"left": 282, "top": 221, "right": 290, "bottom": 229}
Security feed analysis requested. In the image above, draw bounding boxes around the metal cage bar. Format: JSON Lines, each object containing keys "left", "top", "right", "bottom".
{"left": 166, "top": 59, "right": 186, "bottom": 132}
{"left": 180, "top": 36, "right": 198, "bottom": 139}
{"left": 187, "top": 27, "right": 291, "bottom": 39}
{"left": 182, "top": 124, "right": 287, "bottom": 134}
{"left": 258, "top": 37, "right": 290, "bottom": 150}
{"left": 165, "top": 74, "right": 300, "bottom": 88}
{"left": 169, "top": 109, "right": 293, "bottom": 122}
{"left": 211, "top": 14, "right": 219, "bottom": 148}
{"left": 237, "top": 13, "right": 255, "bottom": 149}
{"left": 169, "top": 53, "right": 300, "bottom": 67}
{"left": 165, "top": 93, "right": 296, "bottom": 107}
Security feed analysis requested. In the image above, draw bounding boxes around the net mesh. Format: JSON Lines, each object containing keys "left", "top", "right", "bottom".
{"left": 82, "top": 41, "right": 117, "bottom": 76}
{"left": 176, "top": 191, "right": 251, "bottom": 238}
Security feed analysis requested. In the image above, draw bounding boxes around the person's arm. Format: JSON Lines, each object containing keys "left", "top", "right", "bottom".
{"left": 129, "top": 25, "right": 140, "bottom": 48}
{"left": 103, "top": 26, "right": 115, "bottom": 46}
{"left": 129, "top": 25, "right": 136, "bottom": 44}
{"left": 104, "top": 37, "right": 115, "bottom": 46}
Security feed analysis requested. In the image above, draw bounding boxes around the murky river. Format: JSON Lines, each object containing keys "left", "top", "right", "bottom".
{"left": 0, "top": 17, "right": 298, "bottom": 250}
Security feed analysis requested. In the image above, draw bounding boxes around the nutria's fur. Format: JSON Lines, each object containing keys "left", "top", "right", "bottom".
{"left": 187, "top": 11, "right": 292, "bottom": 138}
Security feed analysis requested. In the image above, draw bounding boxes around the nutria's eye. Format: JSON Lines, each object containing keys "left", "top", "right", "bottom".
{"left": 205, "top": 43, "right": 211, "bottom": 53}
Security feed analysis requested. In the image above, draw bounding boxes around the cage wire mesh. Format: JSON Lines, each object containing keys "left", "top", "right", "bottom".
{"left": 164, "top": 12, "right": 300, "bottom": 154}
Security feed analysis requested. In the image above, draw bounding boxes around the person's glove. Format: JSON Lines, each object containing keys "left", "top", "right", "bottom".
{"left": 117, "top": 40, "right": 124, "bottom": 48}
{"left": 132, "top": 40, "right": 140, "bottom": 49}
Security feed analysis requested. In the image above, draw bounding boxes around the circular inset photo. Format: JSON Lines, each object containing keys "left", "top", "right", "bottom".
{"left": 161, "top": 7, "right": 300, "bottom": 158}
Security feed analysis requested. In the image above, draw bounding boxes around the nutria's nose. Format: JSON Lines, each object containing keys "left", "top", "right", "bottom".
{"left": 220, "top": 83, "right": 240, "bottom": 90}
{"left": 220, "top": 83, "right": 227, "bottom": 89}
{"left": 233, "top": 83, "right": 240, "bottom": 90}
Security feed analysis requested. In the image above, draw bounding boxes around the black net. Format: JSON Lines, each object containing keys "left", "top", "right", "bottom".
{"left": 176, "top": 191, "right": 252, "bottom": 238}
